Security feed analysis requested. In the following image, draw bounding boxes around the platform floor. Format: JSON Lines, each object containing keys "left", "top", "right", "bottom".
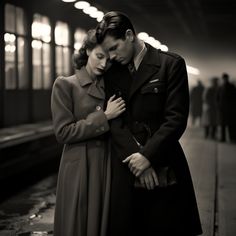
{"left": 0, "top": 127, "right": 236, "bottom": 236}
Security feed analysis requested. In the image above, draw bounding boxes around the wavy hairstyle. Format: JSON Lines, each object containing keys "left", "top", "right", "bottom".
{"left": 73, "top": 29, "right": 99, "bottom": 69}
{"left": 96, "top": 11, "right": 136, "bottom": 43}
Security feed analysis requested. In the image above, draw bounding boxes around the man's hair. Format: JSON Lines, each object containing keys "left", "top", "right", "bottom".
{"left": 73, "top": 29, "right": 98, "bottom": 69}
{"left": 96, "top": 11, "right": 136, "bottom": 43}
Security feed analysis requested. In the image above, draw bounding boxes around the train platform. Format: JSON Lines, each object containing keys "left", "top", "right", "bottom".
{"left": 0, "top": 127, "right": 236, "bottom": 236}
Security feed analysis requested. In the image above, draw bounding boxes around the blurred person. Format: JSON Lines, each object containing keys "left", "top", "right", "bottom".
{"left": 218, "top": 73, "right": 236, "bottom": 142}
{"left": 190, "top": 80, "right": 205, "bottom": 126}
{"left": 202, "top": 77, "right": 219, "bottom": 140}
{"left": 96, "top": 11, "right": 202, "bottom": 236}
{"left": 51, "top": 29, "right": 126, "bottom": 236}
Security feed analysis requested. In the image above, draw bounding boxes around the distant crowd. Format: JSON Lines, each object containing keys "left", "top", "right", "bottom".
{"left": 190, "top": 73, "right": 236, "bottom": 143}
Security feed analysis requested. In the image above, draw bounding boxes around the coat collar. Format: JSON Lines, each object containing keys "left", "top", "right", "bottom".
{"left": 76, "top": 67, "right": 105, "bottom": 100}
{"left": 129, "top": 44, "right": 161, "bottom": 100}
{"left": 137, "top": 43, "right": 161, "bottom": 68}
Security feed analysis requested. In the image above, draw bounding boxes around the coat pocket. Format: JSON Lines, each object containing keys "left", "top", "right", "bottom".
{"left": 141, "top": 81, "right": 166, "bottom": 94}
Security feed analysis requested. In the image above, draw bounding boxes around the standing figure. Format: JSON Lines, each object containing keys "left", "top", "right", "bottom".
{"left": 190, "top": 80, "right": 204, "bottom": 126}
{"left": 96, "top": 11, "right": 202, "bottom": 236}
{"left": 202, "top": 77, "right": 219, "bottom": 140}
{"left": 218, "top": 73, "right": 236, "bottom": 142}
{"left": 51, "top": 29, "right": 125, "bottom": 236}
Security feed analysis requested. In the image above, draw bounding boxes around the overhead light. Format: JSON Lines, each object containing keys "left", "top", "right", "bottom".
{"left": 4, "top": 33, "right": 16, "bottom": 42}
{"left": 137, "top": 32, "right": 149, "bottom": 41}
{"left": 153, "top": 40, "right": 161, "bottom": 48}
{"left": 96, "top": 11, "right": 104, "bottom": 18}
{"left": 159, "top": 44, "right": 168, "bottom": 51}
{"left": 187, "top": 66, "right": 200, "bottom": 75}
{"left": 138, "top": 33, "right": 163, "bottom": 49}
{"left": 145, "top": 36, "right": 157, "bottom": 47}
{"left": 96, "top": 16, "right": 103, "bottom": 22}
{"left": 83, "top": 6, "right": 97, "bottom": 15}
{"left": 74, "top": 1, "right": 90, "bottom": 10}
{"left": 62, "top": 0, "right": 76, "bottom": 2}
{"left": 31, "top": 40, "right": 43, "bottom": 49}
{"left": 96, "top": 12, "right": 104, "bottom": 22}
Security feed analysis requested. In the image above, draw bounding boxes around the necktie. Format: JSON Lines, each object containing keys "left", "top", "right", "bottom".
{"left": 128, "top": 61, "right": 136, "bottom": 78}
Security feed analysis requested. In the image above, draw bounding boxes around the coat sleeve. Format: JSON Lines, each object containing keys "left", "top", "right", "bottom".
{"left": 104, "top": 70, "right": 140, "bottom": 161}
{"left": 139, "top": 57, "right": 189, "bottom": 164}
{"left": 109, "top": 118, "right": 140, "bottom": 160}
{"left": 51, "top": 77, "right": 109, "bottom": 144}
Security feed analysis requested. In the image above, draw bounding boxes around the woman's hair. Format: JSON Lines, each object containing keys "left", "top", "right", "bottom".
{"left": 73, "top": 29, "right": 98, "bottom": 69}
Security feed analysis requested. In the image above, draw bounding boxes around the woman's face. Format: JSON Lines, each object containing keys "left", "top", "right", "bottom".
{"left": 86, "top": 45, "right": 111, "bottom": 77}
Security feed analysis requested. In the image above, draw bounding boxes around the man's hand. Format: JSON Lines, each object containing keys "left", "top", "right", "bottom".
{"left": 123, "top": 152, "right": 151, "bottom": 177}
{"left": 139, "top": 167, "right": 159, "bottom": 190}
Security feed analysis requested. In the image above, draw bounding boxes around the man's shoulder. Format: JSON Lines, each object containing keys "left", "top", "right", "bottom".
{"left": 158, "top": 50, "right": 182, "bottom": 60}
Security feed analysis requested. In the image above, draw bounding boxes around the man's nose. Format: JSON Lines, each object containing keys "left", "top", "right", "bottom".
{"left": 109, "top": 52, "right": 116, "bottom": 60}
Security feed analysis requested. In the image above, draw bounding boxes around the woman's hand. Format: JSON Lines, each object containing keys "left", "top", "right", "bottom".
{"left": 104, "top": 95, "right": 126, "bottom": 120}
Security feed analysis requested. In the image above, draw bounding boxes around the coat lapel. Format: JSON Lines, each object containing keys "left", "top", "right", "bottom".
{"left": 128, "top": 45, "right": 161, "bottom": 101}
{"left": 76, "top": 67, "right": 105, "bottom": 100}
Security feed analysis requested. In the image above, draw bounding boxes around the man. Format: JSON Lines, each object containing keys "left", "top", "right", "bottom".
{"left": 96, "top": 11, "right": 202, "bottom": 236}
{"left": 190, "top": 80, "right": 204, "bottom": 127}
{"left": 218, "top": 73, "right": 236, "bottom": 142}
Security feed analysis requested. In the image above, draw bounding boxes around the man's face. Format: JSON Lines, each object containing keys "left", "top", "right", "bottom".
{"left": 101, "top": 33, "right": 134, "bottom": 65}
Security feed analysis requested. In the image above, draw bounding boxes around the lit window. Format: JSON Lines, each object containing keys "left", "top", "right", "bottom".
{"left": 55, "top": 22, "right": 69, "bottom": 46}
{"left": 4, "top": 33, "right": 16, "bottom": 89}
{"left": 32, "top": 14, "right": 51, "bottom": 43}
{"left": 55, "top": 21, "right": 71, "bottom": 76}
{"left": 32, "top": 14, "right": 52, "bottom": 89}
{"left": 4, "top": 4, "right": 28, "bottom": 89}
{"left": 74, "top": 28, "right": 86, "bottom": 51}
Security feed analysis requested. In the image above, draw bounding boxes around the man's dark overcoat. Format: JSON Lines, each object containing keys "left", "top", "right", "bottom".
{"left": 104, "top": 44, "right": 202, "bottom": 236}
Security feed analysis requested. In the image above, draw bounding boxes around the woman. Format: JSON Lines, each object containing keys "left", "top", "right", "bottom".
{"left": 51, "top": 29, "right": 125, "bottom": 236}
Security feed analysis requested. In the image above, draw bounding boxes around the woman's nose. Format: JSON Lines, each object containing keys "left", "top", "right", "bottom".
{"left": 100, "top": 59, "right": 107, "bottom": 68}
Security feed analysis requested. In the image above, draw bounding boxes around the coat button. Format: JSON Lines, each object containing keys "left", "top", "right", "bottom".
{"left": 96, "top": 105, "right": 101, "bottom": 111}
{"left": 154, "top": 87, "right": 158, "bottom": 93}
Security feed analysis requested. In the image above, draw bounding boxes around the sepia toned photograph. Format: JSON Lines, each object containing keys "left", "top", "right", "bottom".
{"left": 0, "top": 0, "right": 236, "bottom": 235}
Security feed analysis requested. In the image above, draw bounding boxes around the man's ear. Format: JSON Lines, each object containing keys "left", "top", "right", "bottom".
{"left": 86, "top": 49, "right": 91, "bottom": 56}
{"left": 125, "top": 29, "right": 135, "bottom": 42}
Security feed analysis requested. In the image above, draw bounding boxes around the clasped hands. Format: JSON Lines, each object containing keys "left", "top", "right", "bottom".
{"left": 123, "top": 153, "right": 159, "bottom": 190}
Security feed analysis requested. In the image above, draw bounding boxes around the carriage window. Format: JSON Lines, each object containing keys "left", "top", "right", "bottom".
{"left": 18, "top": 37, "right": 28, "bottom": 89}
{"left": 4, "top": 4, "right": 28, "bottom": 89}
{"left": 55, "top": 21, "right": 71, "bottom": 76}
{"left": 5, "top": 4, "right": 15, "bottom": 33}
{"left": 5, "top": 33, "right": 16, "bottom": 89}
{"left": 74, "top": 28, "right": 86, "bottom": 52}
{"left": 32, "top": 14, "right": 52, "bottom": 89}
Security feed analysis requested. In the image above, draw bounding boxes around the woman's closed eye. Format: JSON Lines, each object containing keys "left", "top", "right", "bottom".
{"left": 96, "top": 53, "right": 105, "bottom": 59}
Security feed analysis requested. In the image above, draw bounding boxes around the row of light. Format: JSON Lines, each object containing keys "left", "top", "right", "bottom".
{"left": 137, "top": 32, "right": 168, "bottom": 52}
{"left": 4, "top": 33, "right": 16, "bottom": 43}
{"left": 5, "top": 33, "right": 16, "bottom": 53}
{"left": 62, "top": 1, "right": 200, "bottom": 75}
{"left": 186, "top": 66, "right": 200, "bottom": 75}
{"left": 62, "top": 0, "right": 104, "bottom": 22}
{"left": 5, "top": 1, "right": 200, "bottom": 75}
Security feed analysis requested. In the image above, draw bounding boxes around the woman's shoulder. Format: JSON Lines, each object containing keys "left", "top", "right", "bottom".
{"left": 53, "top": 74, "right": 77, "bottom": 86}
{"left": 52, "top": 75, "right": 78, "bottom": 94}
{"left": 55, "top": 74, "right": 77, "bottom": 83}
